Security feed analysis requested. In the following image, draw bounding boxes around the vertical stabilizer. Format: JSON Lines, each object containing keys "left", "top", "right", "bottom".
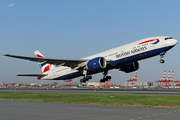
{"left": 34, "top": 50, "right": 55, "bottom": 73}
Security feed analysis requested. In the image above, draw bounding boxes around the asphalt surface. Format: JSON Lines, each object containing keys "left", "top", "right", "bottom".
{"left": 0, "top": 100, "right": 179, "bottom": 120}
{"left": 1, "top": 88, "right": 180, "bottom": 95}
{"left": 1, "top": 88, "right": 180, "bottom": 120}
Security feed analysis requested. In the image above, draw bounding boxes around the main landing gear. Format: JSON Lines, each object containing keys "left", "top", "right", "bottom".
{"left": 159, "top": 51, "right": 166, "bottom": 63}
{"left": 100, "top": 71, "right": 112, "bottom": 83}
{"left": 80, "top": 75, "right": 92, "bottom": 83}
{"left": 80, "top": 69, "right": 92, "bottom": 83}
{"left": 79, "top": 70, "right": 112, "bottom": 83}
{"left": 100, "top": 76, "right": 111, "bottom": 83}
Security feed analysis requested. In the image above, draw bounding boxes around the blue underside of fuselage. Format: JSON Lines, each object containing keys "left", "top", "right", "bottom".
{"left": 53, "top": 46, "right": 174, "bottom": 80}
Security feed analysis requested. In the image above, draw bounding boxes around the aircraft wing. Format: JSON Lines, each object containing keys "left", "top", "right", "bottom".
{"left": 16, "top": 74, "right": 47, "bottom": 77}
{"left": 3, "top": 54, "right": 86, "bottom": 68}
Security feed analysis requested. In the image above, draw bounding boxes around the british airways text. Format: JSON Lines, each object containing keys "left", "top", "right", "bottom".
{"left": 116, "top": 46, "right": 147, "bottom": 58}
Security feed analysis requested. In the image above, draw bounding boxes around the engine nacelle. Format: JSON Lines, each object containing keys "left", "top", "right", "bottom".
{"left": 87, "top": 57, "right": 107, "bottom": 71}
{"left": 121, "top": 61, "right": 139, "bottom": 73}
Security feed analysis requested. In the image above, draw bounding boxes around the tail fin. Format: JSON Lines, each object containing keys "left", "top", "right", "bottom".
{"left": 34, "top": 50, "right": 55, "bottom": 73}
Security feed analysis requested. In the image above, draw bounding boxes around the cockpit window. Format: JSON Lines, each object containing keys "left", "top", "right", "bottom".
{"left": 165, "top": 37, "right": 173, "bottom": 40}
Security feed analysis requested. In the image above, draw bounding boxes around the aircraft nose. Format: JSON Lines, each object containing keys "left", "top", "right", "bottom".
{"left": 172, "top": 39, "right": 178, "bottom": 45}
{"left": 166, "top": 39, "right": 178, "bottom": 46}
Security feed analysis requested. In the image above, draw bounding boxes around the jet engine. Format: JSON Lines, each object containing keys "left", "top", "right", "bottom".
{"left": 86, "top": 57, "right": 107, "bottom": 71}
{"left": 120, "top": 61, "right": 139, "bottom": 73}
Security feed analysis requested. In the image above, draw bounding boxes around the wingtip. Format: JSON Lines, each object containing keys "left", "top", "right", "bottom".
{"left": 3, "top": 54, "right": 9, "bottom": 56}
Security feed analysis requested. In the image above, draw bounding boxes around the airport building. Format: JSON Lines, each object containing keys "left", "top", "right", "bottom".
{"left": 87, "top": 82, "right": 104, "bottom": 88}
{"left": 121, "top": 82, "right": 153, "bottom": 88}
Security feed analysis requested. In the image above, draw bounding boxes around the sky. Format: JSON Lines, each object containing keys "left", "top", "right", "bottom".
{"left": 1, "top": 0, "right": 180, "bottom": 85}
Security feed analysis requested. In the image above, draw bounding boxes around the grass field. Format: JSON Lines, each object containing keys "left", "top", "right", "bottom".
{"left": 0, "top": 92, "right": 180, "bottom": 109}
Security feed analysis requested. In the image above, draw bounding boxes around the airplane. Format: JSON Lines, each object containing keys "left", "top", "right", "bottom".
{"left": 4, "top": 36, "right": 177, "bottom": 83}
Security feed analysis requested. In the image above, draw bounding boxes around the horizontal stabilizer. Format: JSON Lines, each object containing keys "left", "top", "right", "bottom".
{"left": 16, "top": 74, "right": 47, "bottom": 77}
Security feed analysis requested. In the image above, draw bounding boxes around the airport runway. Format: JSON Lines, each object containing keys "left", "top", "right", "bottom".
{"left": 0, "top": 100, "right": 179, "bottom": 120}
{"left": 1, "top": 88, "right": 180, "bottom": 95}
{"left": 1, "top": 89, "right": 180, "bottom": 120}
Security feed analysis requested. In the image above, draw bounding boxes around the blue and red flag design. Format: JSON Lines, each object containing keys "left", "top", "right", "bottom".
{"left": 138, "top": 39, "right": 159, "bottom": 45}
{"left": 35, "top": 54, "right": 52, "bottom": 73}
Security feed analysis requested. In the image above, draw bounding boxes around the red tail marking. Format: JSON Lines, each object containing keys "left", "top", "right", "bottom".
{"left": 36, "top": 54, "right": 44, "bottom": 58}
{"left": 43, "top": 65, "right": 50, "bottom": 73}
{"left": 43, "top": 64, "right": 52, "bottom": 73}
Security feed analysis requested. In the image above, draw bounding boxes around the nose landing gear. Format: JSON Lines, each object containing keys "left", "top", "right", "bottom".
{"left": 159, "top": 51, "right": 166, "bottom": 63}
{"left": 160, "top": 59, "right": 165, "bottom": 63}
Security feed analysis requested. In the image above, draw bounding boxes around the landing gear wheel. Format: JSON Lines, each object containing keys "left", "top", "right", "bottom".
{"left": 80, "top": 78, "right": 86, "bottom": 83}
{"left": 160, "top": 59, "right": 165, "bottom": 63}
{"left": 106, "top": 76, "right": 111, "bottom": 79}
{"left": 103, "top": 77, "right": 108, "bottom": 81}
{"left": 83, "top": 79, "right": 86, "bottom": 83}
{"left": 86, "top": 76, "right": 92, "bottom": 80}
{"left": 100, "top": 79, "right": 105, "bottom": 83}
{"left": 80, "top": 75, "right": 92, "bottom": 83}
{"left": 80, "top": 79, "right": 83, "bottom": 83}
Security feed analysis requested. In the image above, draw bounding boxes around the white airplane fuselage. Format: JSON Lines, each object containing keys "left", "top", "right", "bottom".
{"left": 41, "top": 36, "right": 177, "bottom": 80}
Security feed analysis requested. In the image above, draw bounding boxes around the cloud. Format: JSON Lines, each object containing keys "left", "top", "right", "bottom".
{"left": 9, "top": 3, "right": 15, "bottom": 7}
